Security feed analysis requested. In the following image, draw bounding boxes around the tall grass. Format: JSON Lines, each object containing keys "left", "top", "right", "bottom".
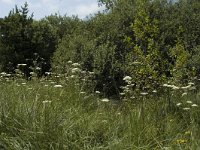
{"left": 0, "top": 75, "right": 200, "bottom": 149}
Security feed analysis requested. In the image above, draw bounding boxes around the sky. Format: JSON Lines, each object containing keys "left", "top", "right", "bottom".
{"left": 0, "top": 0, "right": 104, "bottom": 19}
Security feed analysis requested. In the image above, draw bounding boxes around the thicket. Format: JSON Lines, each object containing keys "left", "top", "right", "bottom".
{"left": 0, "top": 0, "right": 199, "bottom": 97}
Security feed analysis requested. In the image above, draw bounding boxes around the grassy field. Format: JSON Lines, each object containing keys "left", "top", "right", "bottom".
{"left": 0, "top": 75, "right": 200, "bottom": 150}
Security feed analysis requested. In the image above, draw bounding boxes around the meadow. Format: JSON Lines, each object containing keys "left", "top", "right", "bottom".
{"left": 0, "top": 0, "right": 200, "bottom": 149}
{"left": 0, "top": 69, "right": 200, "bottom": 150}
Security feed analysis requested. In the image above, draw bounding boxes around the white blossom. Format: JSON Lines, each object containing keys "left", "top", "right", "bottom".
{"left": 183, "top": 107, "right": 190, "bottom": 110}
{"left": 182, "top": 92, "right": 187, "bottom": 97}
{"left": 176, "top": 103, "right": 182, "bottom": 106}
{"left": 17, "top": 64, "right": 27, "bottom": 67}
{"left": 188, "top": 82, "right": 194, "bottom": 85}
{"left": 95, "top": 91, "right": 101, "bottom": 94}
{"left": 181, "top": 85, "right": 191, "bottom": 90}
{"left": 54, "top": 85, "right": 63, "bottom": 88}
{"left": 152, "top": 90, "right": 157, "bottom": 93}
{"left": 172, "top": 85, "right": 180, "bottom": 90}
{"left": 42, "top": 100, "right": 52, "bottom": 104}
{"left": 123, "top": 76, "right": 132, "bottom": 82}
{"left": 140, "top": 92, "right": 148, "bottom": 96}
{"left": 72, "top": 63, "right": 80, "bottom": 67}
{"left": 101, "top": 98, "right": 110, "bottom": 102}
{"left": 191, "top": 104, "right": 198, "bottom": 107}
{"left": 71, "top": 68, "right": 81, "bottom": 73}
{"left": 186, "top": 101, "right": 192, "bottom": 104}
{"left": 68, "top": 60, "right": 73, "bottom": 64}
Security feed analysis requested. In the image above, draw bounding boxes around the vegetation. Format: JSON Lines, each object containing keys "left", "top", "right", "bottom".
{"left": 0, "top": 67, "right": 200, "bottom": 149}
{"left": 0, "top": 0, "right": 200, "bottom": 149}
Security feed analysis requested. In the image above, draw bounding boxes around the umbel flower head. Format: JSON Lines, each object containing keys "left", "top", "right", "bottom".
{"left": 101, "top": 98, "right": 110, "bottom": 102}
{"left": 54, "top": 85, "right": 63, "bottom": 88}
{"left": 123, "top": 76, "right": 132, "bottom": 83}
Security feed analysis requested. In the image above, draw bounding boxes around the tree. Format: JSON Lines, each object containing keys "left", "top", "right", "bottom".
{"left": 0, "top": 2, "right": 34, "bottom": 73}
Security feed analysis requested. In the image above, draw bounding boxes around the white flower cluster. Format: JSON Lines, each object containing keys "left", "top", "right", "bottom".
{"left": 123, "top": 76, "right": 132, "bottom": 82}
{"left": 176, "top": 100, "right": 198, "bottom": 111}
{"left": 163, "top": 82, "right": 196, "bottom": 91}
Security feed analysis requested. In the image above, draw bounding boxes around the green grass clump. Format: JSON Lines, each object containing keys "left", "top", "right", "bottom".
{"left": 0, "top": 77, "right": 200, "bottom": 149}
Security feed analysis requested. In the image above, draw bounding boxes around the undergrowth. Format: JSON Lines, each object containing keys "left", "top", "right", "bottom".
{"left": 0, "top": 74, "right": 200, "bottom": 150}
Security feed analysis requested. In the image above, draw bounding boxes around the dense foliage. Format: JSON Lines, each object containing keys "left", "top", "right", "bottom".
{"left": 0, "top": 0, "right": 200, "bottom": 96}
{"left": 0, "top": 1, "right": 200, "bottom": 149}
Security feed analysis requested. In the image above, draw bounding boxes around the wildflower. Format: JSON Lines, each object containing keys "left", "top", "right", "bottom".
{"left": 21, "top": 83, "right": 26, "bottom": 85}
{"left": 45, "top": 72, "right": 51, "bottom": 75}
{"left": 6, "top": 74, "right": 11, "bottom": 77}
{"left": 36, "top": 67, "right": 41, "bottom": 70}
{"left": 42, "top": 100, "right": 52, "bottom": 104}
{"left": 0, "top": 72, "right": 7, "bottom": 76}
{"left": 44, "top": 84, "right": 49, "bottom": 87}
{"left": 176, "top": 139, "right": 187, "bottom": 144}
{"left": 127, "top": 84, "right": 134, "bottom": 88}
{"left": 182, "top": 92, "right": 187, "bottom": 97}
{"left": 188, "top": 82, "right": 194, "bottom": 85}
{"left": 120, "top": 93, "right": 125, "bottom": 96}
{"left": 130, "top": 96, "right": 135, "bottom": 99}
{"left": 101, "top": 98, "right": 110, "bottom": 102}
{"left": 123, "top": 76, "right": 132, "bottom": 81}
{"left": 186, "top": 101, "right": 192, "bottom": 104}
{"left": 191, "top": 104, "right": 198, "bottom": 107}
{"left": 71, "top": 68, "right": 81, "bottom": 73}
{"left": 176, "top": 103, "right": 182, "bottom": 106}
{"left": 140, "top": 92, "right": 148, "bottom": 96}
{"left": 17, "top": 64, "right": 27, "bottom": 67}
{"left": 172, "top": 85, "right": 180, "bottom": 90}
{"left": 163, "top": 84, "right": 173, "bottom": 88}
{"left": 30, "top": 72, "right": 35, "bottom": 75}
{"left": 183, "top": 107, "right": 190, "bottom": 110}
{"left": 89, "top": 71, "right": 95, "bottom": 75}
{"left": 72, "top": 63, "right": 80, "bottom": 67}
{"left": 68, "top": 60, "right": 73, "bottom": 64}
{"left": 95, "top": 91, "right": 100, "bottom": 94}
{"left": 80, "top": 91, "right": 86, "bottom": 94}
{"left": 181, "top": 85, "right": 191, "bottom": 90}
{"left": 132, "top": 61, "right": 141, "bottom": 65}
{"left": 102, "top": 120, "right": 108, "bottom": 123}
{"left": 81, "top": 71, "right": 86, "bottom": 74}
{"left": 152, "top": 90, "right": 157, "bottom": 93}
{"left": 54, "top": 85, "right": 63, "bottom": 88}
{"left": 70, "top": 75, "right": 75, "bottom": 78}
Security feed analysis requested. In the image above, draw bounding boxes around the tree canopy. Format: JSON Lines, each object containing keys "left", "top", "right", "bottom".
{"left": 0, "top": 0, "right": 199, "bottom": 96}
